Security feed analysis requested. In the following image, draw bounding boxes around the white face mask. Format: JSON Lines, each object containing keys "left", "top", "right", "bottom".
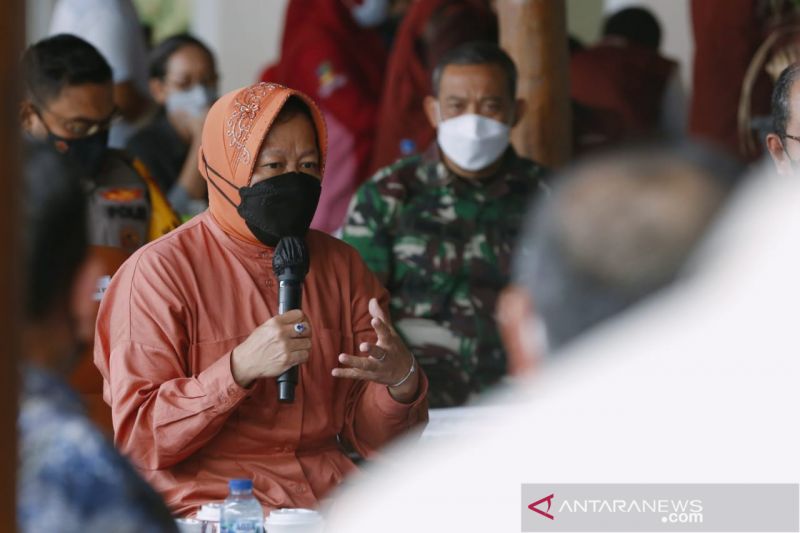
{"left": 165, "top": 84, "right": 216, "bottom": 118}
{"left": 351, "top": 0, "right": 390, "bottom": 28}
{"left": 436, "top": 111, "right": 512, "bottom": 172}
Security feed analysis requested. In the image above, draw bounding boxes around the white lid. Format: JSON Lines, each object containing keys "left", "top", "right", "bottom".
{"left": 266, "top": 508, "right": 323, "bottom": 525}
{"left": 196, "top": 502, "right": 223, "bottom": 522}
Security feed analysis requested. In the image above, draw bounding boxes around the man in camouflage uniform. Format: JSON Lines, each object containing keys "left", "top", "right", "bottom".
{"left": 343, "top": 42, "right": 547, "bottom": 407}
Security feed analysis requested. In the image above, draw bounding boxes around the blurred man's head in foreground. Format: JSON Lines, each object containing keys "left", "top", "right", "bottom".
{"left": 498, "top": 144, "right": 740, "bottom": 374}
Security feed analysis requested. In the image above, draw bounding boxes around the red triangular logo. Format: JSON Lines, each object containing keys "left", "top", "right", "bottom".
{"left": 528, "top": 493, "right": 555, "bottom": 520}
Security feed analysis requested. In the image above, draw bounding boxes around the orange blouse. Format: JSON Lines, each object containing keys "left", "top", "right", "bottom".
{"left": 94, "top": 211, "right": 429, "bottom": 516}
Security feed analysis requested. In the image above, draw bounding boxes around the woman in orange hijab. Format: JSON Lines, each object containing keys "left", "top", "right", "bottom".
{"left": 94, "top": 82, "right": 428, "bottom": 517}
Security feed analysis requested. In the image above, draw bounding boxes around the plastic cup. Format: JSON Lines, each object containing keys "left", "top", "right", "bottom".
{"left": 175, "top": 518, "right": 204, "bottom": 533}
{"left": 265, "top": 508, "right": 324, "bottom": 533}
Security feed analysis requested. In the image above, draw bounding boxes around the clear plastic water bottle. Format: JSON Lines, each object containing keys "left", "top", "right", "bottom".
{"left": 220, "top": 479, "right": 264, "bottom": 533}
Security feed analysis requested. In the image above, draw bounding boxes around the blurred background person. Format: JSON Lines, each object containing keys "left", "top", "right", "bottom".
{"left": 20, "top": 34, "right": 179, "bottom": 252}
{"left": 49, "top": 0, "right": 153, "bottom": 148}
{"left": 570, "top": 7, "right": 684, "bottom": 155}
{"left": 18, "top": 142, "right": 177, "bottom": 533}
{"left": 369, "top": 0, "right": 497, "bottom": 173}
{"left": 20, "top": 34, "right": 180, "bottom": 432}
{"left": 127, "top": 34, "right": 218, "bottom": 218}
{"left": 343, "top": 42, "right": 547, "bottom": 407}
{"left": 327, "top": 143, "right": 748, "bottom": 533}
{"left": 261, "top": 0, "right": 389, "bottom": 235}
{"left": 765, "top": 63, "right": 800, "bottom": 176}
{"left": 374, "top": 0, "right": 413, "bottom": 49}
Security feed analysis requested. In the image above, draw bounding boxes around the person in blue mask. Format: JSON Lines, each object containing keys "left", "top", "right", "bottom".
{"left": 127, "top": 34, "right": 219, "bottom": 218}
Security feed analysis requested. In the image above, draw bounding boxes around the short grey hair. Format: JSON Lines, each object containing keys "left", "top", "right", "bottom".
{"left": 431, "top": 41, "right": 517, "bottom": 99}
{"left": 771, "top": 62, "right": 800, "bottom": 137}
{"left": 512, "top": 144, "right": 740, "bottom": 352}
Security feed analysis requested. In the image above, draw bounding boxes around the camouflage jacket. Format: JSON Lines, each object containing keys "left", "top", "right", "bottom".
{"left": 342, "top": 144, "right": 547, "bottom": 406}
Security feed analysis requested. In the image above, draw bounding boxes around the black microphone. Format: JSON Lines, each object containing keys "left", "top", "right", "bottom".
{"left": 272, "top": 236, "right": 310, "bottom": 403}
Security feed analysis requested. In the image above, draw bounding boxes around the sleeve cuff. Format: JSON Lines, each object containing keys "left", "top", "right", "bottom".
{"left": 196, "top": 351, "right": 251, "bottom": 410}
{"left": 371, "top": 370, "right": 429, "bottom": 424}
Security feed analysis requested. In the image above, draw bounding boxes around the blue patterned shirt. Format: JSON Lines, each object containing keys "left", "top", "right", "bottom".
{"left": 17, "top": 365, "right": 178, "bottom": 532}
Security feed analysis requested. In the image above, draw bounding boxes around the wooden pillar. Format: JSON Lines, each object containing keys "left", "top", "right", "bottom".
{"left": 0, "top": 0, "right": 24, "bottom": 526}
{"left": 498, "top": 0, "right": 571, "bottom": 168}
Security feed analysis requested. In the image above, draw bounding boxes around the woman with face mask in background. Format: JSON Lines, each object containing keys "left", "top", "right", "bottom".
{"left": 260, "top": 0, "right": 389, "bottom": 235}
{"left": 126, "top": 34, "right": 219, "bottom": 218}
{"left": 96, "top": 82, "right": 428, "bottom": 517}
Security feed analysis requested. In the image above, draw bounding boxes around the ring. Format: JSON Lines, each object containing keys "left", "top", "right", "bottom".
{"left": 294, "top": 323, "right": 306, "bottom": 334}
{"left": 373, "top": 349, "right": 387, "bottom": 362}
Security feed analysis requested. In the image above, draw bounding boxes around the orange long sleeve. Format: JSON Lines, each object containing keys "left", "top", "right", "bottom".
{"left": 95, "top": 213, "right": 428, "bottom": 516}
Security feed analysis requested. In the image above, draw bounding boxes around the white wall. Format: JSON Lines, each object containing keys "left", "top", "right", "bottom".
{"left": 26, "top": 0, "right": 288, "bottom": 95}
{"left": 26, "top": 0, "right": 693, "bottom": 96}
{"left": 190, "top": 0, "right": 288, "bottom": 94}
{"left": 26, "top": 0, "right": 57, "bottom": 44}
{"left": 567, "top": 0, "right": 604, "bottom": 45}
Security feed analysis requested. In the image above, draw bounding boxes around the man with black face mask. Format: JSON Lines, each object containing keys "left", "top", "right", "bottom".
{"left": 21, "top": 34, "right": 180, "bottom": 255}
{"left": 20, "top": 34, "right": 180, "bottom": 432}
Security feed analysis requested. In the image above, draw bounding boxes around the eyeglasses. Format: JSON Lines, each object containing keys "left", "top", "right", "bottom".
{"left": 33, "top": 104, "right": 120, "bottom": 138}
{"left": 782, "top": 133, "right": 800, "bottom": 144}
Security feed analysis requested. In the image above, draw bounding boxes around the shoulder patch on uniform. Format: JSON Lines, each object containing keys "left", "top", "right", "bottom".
{"left": 100, "top": 188, "right": 145, "bottom": 202}
{"left": 316, "top": 61, "right": 347, "bottom": 98}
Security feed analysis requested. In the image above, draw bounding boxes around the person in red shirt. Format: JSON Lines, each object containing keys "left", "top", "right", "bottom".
{"left": 261, "top": 0, "right": 389, "bottom": 234}
{"left": 570, "top": 7, "right": 684, "bottom": 154}
{"left": 690, "top": 0, "right": 779, "bottom": 162}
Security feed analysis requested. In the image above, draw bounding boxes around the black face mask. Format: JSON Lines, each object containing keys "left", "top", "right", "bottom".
{"left": 46, "top": 129, "right": 109, "bottom": 177}
{"left": 237, "top": 172, "right": 321, "bottom": 246}
{"left": 203, "top": 158, "right": 322, "bottom": 247}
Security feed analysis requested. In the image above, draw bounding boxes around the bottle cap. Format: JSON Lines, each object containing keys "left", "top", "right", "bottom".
{"left": 399, "top": 138, "right": 417, "bottom": 156}
{"left": 229, "top": 478, "right": 253, "bottom": 491}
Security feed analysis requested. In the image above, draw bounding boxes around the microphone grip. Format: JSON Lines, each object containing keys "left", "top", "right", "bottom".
{"left": 278, "top": 280, "right": 302, "bottom": 315}
{"left": 277, "top": 279, "right": 302, "bottom": 403}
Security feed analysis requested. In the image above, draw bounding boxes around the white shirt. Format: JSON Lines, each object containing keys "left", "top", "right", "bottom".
{"left": 324, "top": 169, "right": 800, "bottom": 532}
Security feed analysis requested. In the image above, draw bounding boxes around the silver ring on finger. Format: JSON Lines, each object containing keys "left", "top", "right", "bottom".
{"left": 293, "top": 323, "right": 306, "bottom": 335}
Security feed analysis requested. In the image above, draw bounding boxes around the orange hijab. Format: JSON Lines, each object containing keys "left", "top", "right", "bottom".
{"left": 198, "top": 82, "right": 328, "bottom": 245}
